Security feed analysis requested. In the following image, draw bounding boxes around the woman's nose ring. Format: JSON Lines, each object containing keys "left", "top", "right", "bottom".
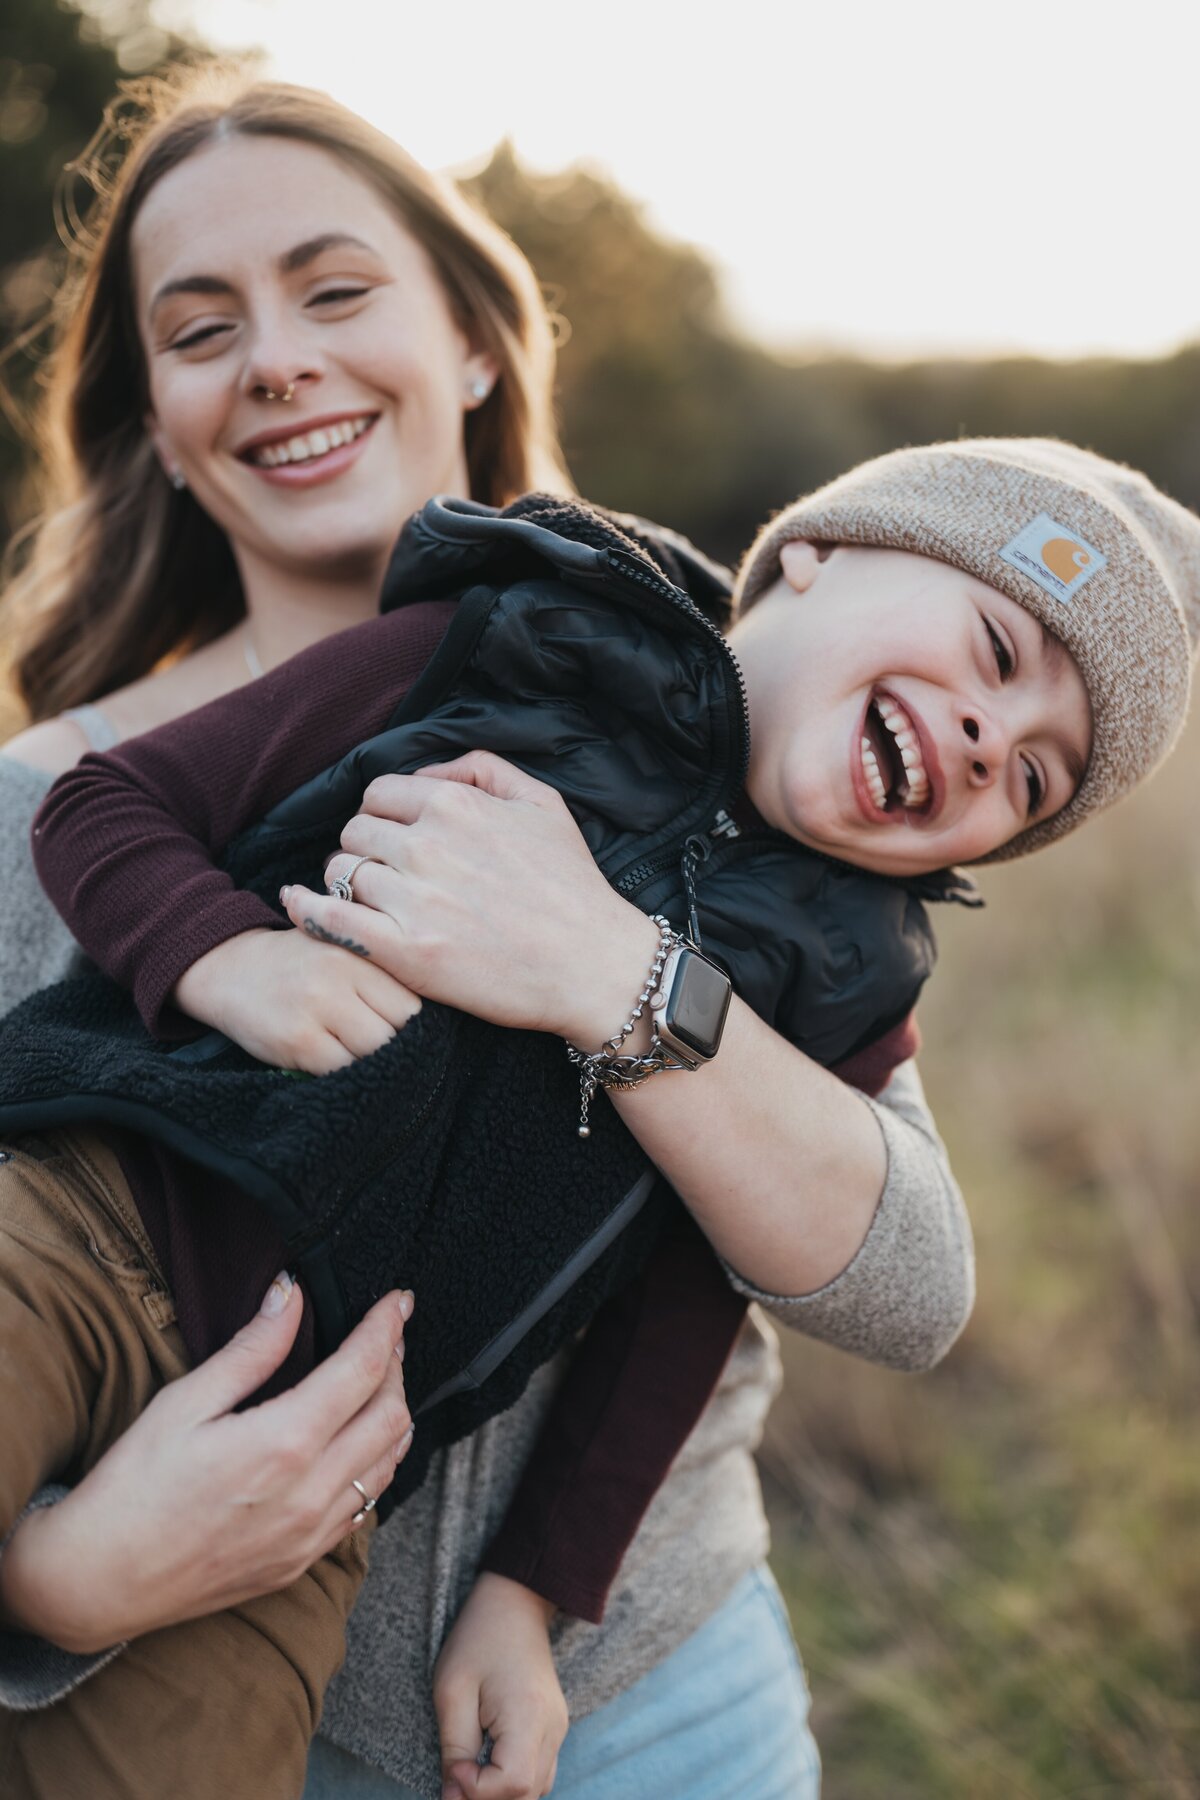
{"left": 262, "top": 382, "right": 296, "bottom": 403}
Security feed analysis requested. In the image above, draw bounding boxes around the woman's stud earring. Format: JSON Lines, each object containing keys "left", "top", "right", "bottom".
{"left": 171, "top": 471, "right": 187, "bottom": 491}
{"left": 468, "top": 377, "right": 491, "bottom": 401}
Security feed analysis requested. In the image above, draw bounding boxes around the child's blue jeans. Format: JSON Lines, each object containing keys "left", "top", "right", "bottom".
{"left": 304, "top": 1564, "right": 821, "bottom": 1799}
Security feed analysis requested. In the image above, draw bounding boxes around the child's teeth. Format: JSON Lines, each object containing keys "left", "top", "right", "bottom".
{"left": 873, "top": 694, "right": 930, "bottom": 809}
{"left": 861, "top": 736, "right": 888, "bottom": 808}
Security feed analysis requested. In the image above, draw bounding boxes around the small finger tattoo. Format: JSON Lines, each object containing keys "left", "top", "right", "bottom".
{"left": 303, "top": 917, "right": 370, "bottom": 958}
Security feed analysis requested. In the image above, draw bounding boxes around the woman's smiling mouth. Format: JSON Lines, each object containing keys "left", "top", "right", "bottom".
{"left": 235, "top": 411, "right": 380, "bottom": 485}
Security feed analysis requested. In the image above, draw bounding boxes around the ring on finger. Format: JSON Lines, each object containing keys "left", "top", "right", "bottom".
{"left": 326, "top": 855, "right": 380, "bottom": 903}
{"left": 350, "top": 1476, "right": 377, "bottom": 1528}
{"left": 350, "top": 1478, "right": 376, "bottom": 1528}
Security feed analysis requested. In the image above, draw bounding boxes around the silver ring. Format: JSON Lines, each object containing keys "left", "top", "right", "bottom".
{"left": 350, "top": 1477, "right": 377, "bottom": 1528}
{"left": 326, "top": 854, "right": 378, "bottom": 903}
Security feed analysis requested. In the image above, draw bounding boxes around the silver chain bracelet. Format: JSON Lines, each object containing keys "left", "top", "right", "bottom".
{"left": 565, "top": 916, "right": 686, "bottom": 1138}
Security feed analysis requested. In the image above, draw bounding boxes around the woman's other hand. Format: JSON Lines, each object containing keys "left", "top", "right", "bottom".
{"left": 434, "top": 1572, "right": 568, "bottom": 1800}
{"left": 283, "top": 752, "right": 661, "bottom": 1050}
{"left": 0, "top": 1280, "right": 415, "bottom": 1654}
{"left": 173, "top": 925, "right": 422, "bottom": 1072}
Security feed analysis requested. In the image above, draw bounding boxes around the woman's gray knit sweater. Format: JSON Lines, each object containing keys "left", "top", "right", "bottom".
{"left": 0, "top": 754, "right": 974, "bottom": 1797}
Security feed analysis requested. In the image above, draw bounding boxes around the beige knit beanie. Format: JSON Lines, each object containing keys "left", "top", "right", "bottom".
{"left": 733, "top": 439, "right": 1200, "bottom": 859}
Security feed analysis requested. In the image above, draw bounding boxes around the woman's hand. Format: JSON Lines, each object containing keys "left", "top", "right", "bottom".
{"left": 0, "top": 1278, "right": 415, "bottom": 1655}
{"left": 281, "top": 752, "right": 661, "bottom": 1051}
{"left": 173, "top": 925, "right": 422, "bottom": 1073}
{"left": 434, "top": 1572, "right": 568, "bottom": 1800}
{"left": 277, "top": 754, "right": 919, "bottom": 1312}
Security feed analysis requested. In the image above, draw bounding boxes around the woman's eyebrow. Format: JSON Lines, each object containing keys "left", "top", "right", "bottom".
{"left": 149, "top": 272, "right": 233, "bottom": 316}
{"left": 149, "top": 233, "right": 378, "bottom": 317}
{"left": 278, "top": 231, "right": 377, "bottom": 274}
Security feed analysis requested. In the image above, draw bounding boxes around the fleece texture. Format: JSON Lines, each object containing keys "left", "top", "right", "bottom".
{"left": 0, "top": 494, "right": 971, "bottom": 1501}
{"left": 0, "top": 760, "right": 977, "bottom": 1752}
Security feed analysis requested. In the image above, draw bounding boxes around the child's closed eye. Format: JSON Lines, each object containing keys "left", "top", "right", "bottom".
{"left": 1022, "top": 757, "right": 1045, "bottom": 816}
{"left": 986, "top": 620, "right": 1014, "bottom": 681}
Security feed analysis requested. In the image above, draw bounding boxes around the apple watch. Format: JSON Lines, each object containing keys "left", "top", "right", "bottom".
{"left": 651, "top": 941, "right": 732, "bottom": 1069}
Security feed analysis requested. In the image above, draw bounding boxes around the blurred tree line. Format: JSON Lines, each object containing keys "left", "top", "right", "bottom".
{"left": 3, "top": 0, "right": 1200, "bottom": 572}
{"left": 467, "top": 144, "right": 1200, "bottom": 564}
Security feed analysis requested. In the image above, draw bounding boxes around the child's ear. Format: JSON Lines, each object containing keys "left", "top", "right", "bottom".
{"left": 778, "top": 540, "right": 822, "bottom": 594}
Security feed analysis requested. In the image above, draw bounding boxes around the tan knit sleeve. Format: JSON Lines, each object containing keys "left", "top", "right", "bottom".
{"left": 721, "top": 1060, "right": 974, "bottom": 1371}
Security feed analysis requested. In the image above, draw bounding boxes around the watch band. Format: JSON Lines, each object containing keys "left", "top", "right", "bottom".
{"left": 566, "top": 925, "right": 733, "bottom": 1138}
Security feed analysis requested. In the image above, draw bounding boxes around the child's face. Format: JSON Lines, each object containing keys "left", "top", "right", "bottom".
{"left": 728, "top": 543, "right": 1093, "bottom": 874}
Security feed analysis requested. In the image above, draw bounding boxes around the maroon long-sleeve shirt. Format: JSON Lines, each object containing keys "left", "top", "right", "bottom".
{"left": 33, "top": 600, "right": 917, "bottom": 1619}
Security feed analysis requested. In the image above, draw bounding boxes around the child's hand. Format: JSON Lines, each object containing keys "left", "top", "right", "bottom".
{"left": 434, "top": 1572, "right": 568, "bottom": 1800}
{"left": 172, "top": 925, "right": 421, "bottom": 1074}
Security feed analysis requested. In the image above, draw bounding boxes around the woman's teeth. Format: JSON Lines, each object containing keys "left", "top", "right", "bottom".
{"left": 861, "top": 693, "right": 931, "bottom": 812}
{"left": 249, "top": 416, "right": 372, "bottom": 467}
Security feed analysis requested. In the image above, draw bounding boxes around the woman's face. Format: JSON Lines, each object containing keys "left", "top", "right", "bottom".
{"left": 132, "top": 134, "right": 495, "bottom": 591}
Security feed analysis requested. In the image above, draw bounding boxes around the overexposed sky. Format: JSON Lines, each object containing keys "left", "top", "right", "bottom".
{"left": 153, "top": 0, "right": 1199, "bottom": 360}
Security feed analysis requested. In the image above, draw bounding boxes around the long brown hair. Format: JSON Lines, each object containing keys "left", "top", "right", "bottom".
{"left": 3, "top": 63, "right": 571, "bottom": 721}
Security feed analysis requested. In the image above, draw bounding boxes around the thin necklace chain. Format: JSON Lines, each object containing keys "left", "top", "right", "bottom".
{"left": 243, "top": 626, "right": 264, "bottom": 681}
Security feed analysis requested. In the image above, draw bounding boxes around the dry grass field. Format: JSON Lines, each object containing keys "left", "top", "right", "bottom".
{"left": 767, "top": 712, "right": 1200, "bottom": 1795}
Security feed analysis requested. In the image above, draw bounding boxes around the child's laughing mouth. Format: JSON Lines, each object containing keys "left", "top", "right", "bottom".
{"left": 854, "top": 689, "right": 944, "bottom": 824}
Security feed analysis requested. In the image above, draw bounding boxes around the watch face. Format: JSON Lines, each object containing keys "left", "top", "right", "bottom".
{"left": 664, "top": 949, "right": 732, "bottom": 1059}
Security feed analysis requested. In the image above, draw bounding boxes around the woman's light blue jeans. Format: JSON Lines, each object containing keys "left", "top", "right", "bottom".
{"left": 304, "top": 1564, "right": 820, "bottom": 1799}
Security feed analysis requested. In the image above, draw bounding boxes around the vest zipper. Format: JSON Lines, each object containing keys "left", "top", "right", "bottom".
{"left": 601, "top": 547, "right": 752, "bottom": 914}
{"left": 615, "top": 809, "right": 743, "bottom": 900}
{"left": 615, "top": 810, "right": 758, "bottom": 951}
{"left": 604, "top": 548, "right": 750, "bottom": 795}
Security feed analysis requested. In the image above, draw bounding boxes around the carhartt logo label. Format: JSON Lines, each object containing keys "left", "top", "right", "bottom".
{"left": 999, "top": 514, "right": 1107, "bottom": 604}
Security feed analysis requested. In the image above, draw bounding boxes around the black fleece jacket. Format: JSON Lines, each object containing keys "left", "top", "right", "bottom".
{"left": 2, "top": 495, "right": 974, "bottom": 1506}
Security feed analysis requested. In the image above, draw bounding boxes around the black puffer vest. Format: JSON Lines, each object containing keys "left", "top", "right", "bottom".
{"left": 0, "top": 496, "right": 976, "bottom": 1506}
